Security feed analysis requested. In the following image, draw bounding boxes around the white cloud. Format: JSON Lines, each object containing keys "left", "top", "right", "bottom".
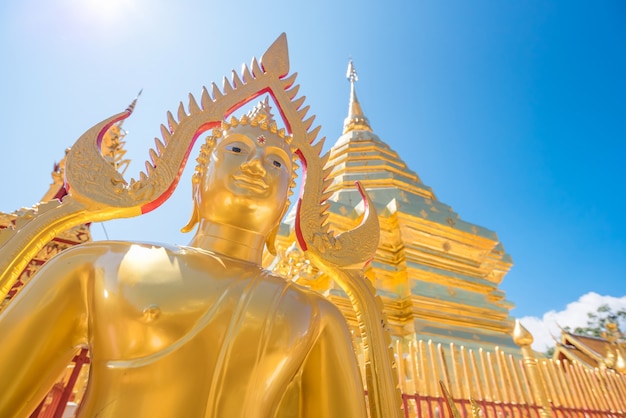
{"left": 517, "top": 292, "right": 626, "bottom": 352}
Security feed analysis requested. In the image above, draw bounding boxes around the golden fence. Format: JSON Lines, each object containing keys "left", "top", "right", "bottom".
{"left": 395, "top": 339, "right": 626, "bottom": 417}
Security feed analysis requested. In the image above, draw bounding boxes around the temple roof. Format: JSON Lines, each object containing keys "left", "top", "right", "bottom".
{"left": 554, "top": 327, "right": 626, "bottom": 373}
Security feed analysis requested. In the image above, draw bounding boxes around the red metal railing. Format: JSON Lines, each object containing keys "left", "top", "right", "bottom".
{"left": 30, "top": 349, "right": 90, "bottom": 418}
{"left": 401, "top": 393, "right": 625, "bottom": 418}
{"left": 402, "top": 393, "right": 543, "bottom": 418}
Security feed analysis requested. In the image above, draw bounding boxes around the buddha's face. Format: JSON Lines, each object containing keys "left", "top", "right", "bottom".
{"left": 196, "top": 125, "right": 293, "bottom": 235}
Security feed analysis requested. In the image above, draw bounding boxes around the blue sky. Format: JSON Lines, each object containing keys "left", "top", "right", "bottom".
{"left": 1, "top": 1, "right": 625, "bottom": 339}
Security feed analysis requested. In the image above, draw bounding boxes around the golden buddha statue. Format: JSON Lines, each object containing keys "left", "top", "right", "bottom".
{"left": 0, "top": 99, "right": 367, "bottom": 417}
{"left": 0, "top": 34, "right": 400, "bottom": 418}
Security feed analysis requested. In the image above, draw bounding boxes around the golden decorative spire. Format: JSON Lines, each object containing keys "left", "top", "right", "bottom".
{"left": 512, "top": 319, "right": 534, "bottom": 346}
{"left": 343, "top": 59, "right": 372, "bottom": 134}
{"left": 513, "top": 320, "right": 554, "bottom": 418}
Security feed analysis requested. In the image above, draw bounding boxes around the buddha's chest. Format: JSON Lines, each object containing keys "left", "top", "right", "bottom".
{"left": 88, "top": 253, "right": 298, "bottom": 364}
{"left": 82, "top": 277, "right": 308, "bottom": 418}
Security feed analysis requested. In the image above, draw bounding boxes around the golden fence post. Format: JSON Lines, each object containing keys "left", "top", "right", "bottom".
{"left": 450, "top": 343, "right": 464, "bottom": 400}
{"left": 512, "top": 320, "right": 554, "bottom": 418}
{"left": 468, "top": 350, "right": 485, "bottom": 402}
{"left": 395, "top": 340, "right": 407, "bottom": 394}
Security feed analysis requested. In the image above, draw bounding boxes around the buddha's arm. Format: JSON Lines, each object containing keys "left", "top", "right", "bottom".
{"left": 0, "top": 248, "right": 90, "bottom": 417}
{"left": 300, "top": 302, "right": 367, "bottom": 418}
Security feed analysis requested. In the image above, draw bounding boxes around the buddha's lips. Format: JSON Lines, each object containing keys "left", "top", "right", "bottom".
{"left": 232, "top": 174, "right": 269, "bottom": 191}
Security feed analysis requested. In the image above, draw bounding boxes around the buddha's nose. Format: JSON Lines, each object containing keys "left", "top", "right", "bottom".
{"left": 242, "top": 154, "right": 266, "bottom": 175}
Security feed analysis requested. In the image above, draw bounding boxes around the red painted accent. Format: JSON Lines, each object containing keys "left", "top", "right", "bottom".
{"left": 266, "top": 89, "right": 293, "bottom": 135}
{"left": 293, "top": 149, "right": 308, "bottom": 251}
{"left": 97, "top": 111, "right": 131, "bottom": 149}
{"left": 294, "top": 199, "right": 306, "bottom": 251}
{"left": 354, "top": 181, "right": 369, "bottom": 213}
{"left": 354, "top": 181, "right": 376, "bottom": 265}
{"left": 225, "top": 88, "right": 270, "bottom": 123}
{"left": 52, "top": 186, "right": 68, "bottom": 201}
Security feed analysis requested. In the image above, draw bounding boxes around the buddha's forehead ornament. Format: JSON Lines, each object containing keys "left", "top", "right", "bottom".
{"left": 0, "top": 33, "right": 400, "bottom": 418}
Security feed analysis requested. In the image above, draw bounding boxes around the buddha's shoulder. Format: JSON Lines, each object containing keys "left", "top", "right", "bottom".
{"left": 49, "top": 240, "right": 187, "bottom": 272}
{"left": 57, "top": 240, "right": 180, "bottom": 255}
{"left": 265, "top": 274, "right": 346, "bottom": 327}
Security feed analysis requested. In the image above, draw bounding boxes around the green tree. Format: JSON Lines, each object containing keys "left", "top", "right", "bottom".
{"left": 572, "top": 304, "right": 626, "bottom": 338}
{"left": 543, "top": 303, "right": 626, "bottom": 357}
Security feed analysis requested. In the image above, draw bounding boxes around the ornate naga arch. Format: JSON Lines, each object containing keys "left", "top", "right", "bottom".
{"left": 0, "top": 33, "right": 400, "bottom": 418}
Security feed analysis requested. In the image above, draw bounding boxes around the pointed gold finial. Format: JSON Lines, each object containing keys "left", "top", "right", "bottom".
{"left": 512, "top": 319, "right": 534, "bottom": 347}
{"left": 346, "top": 59, "right": 358, "bottom": 83}
{"left": 512, "top": 320, "right": 554, "bottom": 418}
{"left": 440, "top": 381, "right": 462, "bottom": 418}
{"left": 343, "top": 59, "right": 372, "bottom": 134}
{"left": 469, "top": 398, "right": 482, "bottom": 418}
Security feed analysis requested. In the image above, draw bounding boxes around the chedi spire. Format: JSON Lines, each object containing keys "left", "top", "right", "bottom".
{"left": 343, "top": 59, "right": 372, "bottom": 134}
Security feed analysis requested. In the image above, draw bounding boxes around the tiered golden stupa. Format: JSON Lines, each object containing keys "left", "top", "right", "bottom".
{"left": 271, "top": 60, "right": 519, "bottom": 356}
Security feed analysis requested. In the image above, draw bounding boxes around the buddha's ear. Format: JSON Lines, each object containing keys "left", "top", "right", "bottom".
{"left": 265, "top": 223, "right": 280, "bottom": 255}
{"left": 182, "top": 134, "right": 217, "bottom": 234}
{"left": 265, "top": 201, "right": 290, "bottom": 255}
{"left": 181, "top": 203, "right": 199, "bottom": 233}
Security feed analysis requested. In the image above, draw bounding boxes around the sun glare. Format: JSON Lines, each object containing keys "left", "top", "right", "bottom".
{"left": 64, "top": 0, "right": 142, "bottom": 36}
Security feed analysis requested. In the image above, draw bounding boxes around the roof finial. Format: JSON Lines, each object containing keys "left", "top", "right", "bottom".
{"left": 126, "top": 89, "right": 143, "bottom": 114}
{"left": 346, "top": 59, "right": 358, "bottom": 83}
{"left": 343, "top": 59, "right": 372, "bottom": 134}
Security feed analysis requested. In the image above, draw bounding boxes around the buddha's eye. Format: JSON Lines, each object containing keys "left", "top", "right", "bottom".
{"left": 273, "top": 160, "right": 282, "bottom": 168}
{"left": 225, "top": 144, "right": 244, "bottom": 154}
